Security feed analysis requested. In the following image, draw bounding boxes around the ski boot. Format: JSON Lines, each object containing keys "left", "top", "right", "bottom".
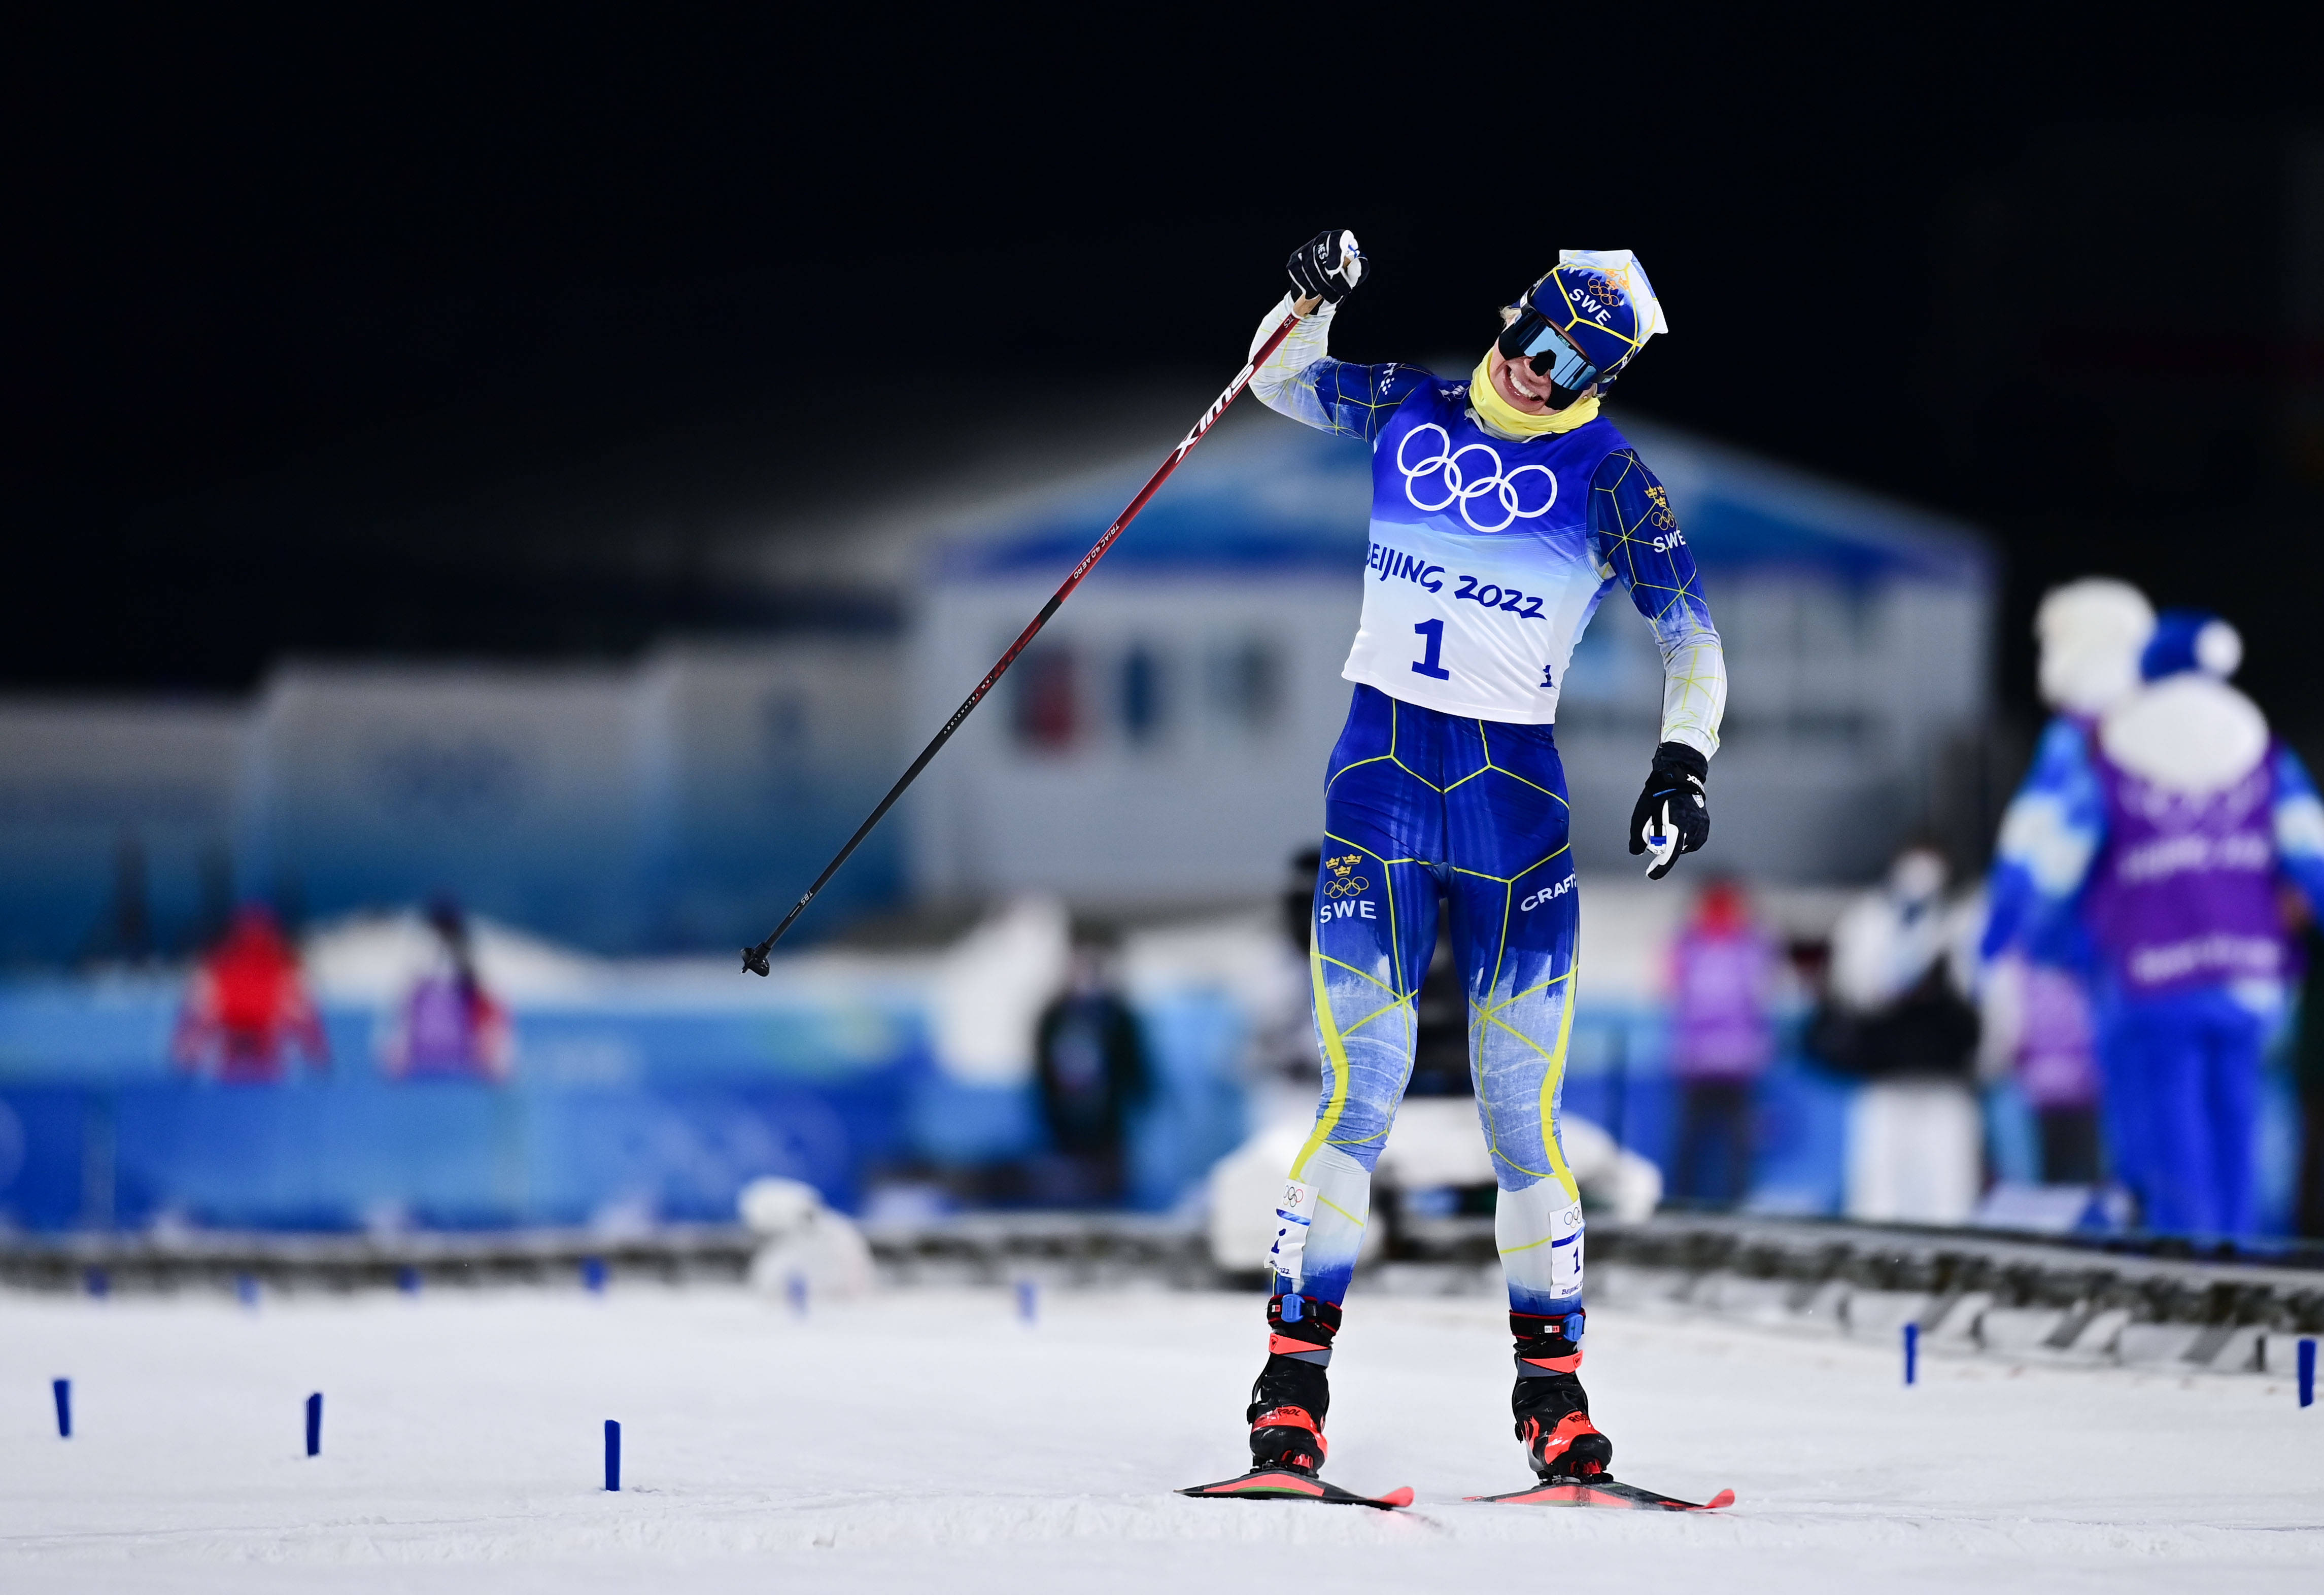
{"left": 1180, "top": 1293, "right": 1410, "bottom": 1507}
{"left": 1511, "top": 1309, "right": 1612, "bottom": 1481}
{"left": 1246, "top": 1292, "right": 1340, "bottom": 1472}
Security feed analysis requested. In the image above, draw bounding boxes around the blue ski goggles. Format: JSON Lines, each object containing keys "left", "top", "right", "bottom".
{"left": 1496, "top": 308, "right": 1604, "bottom": 395}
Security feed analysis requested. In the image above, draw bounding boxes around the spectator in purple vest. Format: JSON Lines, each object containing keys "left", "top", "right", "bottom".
{"left": 1985, "top": 610, "right": 2324, "bottom": 1234}
{"left": 1667, "top": 877, "right": 1778, "bottom": 1206}
{"left": 2012, "top": 960, "right": 2102, "bottom": 1182}
{"left": 383, "top": 898, "right": 511, "bottom": 1082}
{"left": 1980, "top": 953, "right": 2103, "bottom": 1183}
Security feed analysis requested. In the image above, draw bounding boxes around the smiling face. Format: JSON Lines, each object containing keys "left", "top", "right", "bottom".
{"left": 1485, "top": 344, "right": 1597, "bottom": 414}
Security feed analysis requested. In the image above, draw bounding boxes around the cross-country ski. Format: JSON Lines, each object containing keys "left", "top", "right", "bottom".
{"left": 1178, "top": 1468, "right": 1415, "bottom": 1509}
{"left": 1466, "top": 1478, "right": 1737, "bottom": 1511}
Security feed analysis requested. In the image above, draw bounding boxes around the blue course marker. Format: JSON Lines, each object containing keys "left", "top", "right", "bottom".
{"left": 397, "top": 1266, "right": 422, "bottom": 1296}
{"left": 604, "top": 1419, "right": 622, "bottom": 1491}
{"left": 84, "top": 1268, "right": 109, "bottom": 1300}
{"left": 2300, "top": 1338, "right": 2316, "bottom": 1409}
{"left": 305, "top": 1392, "right": 323, "bottom": 1458}
{"left": 582, "top": 1257, "right": 608, "bottom": 1294}
{"left": 1903, "top": 1322, "right": 1919, "bottom": 1386}
{"left": 785, "top": 1273, "right": 808, "bottom": 1317}
{"left": 1016, "top": 1279, "right": 1038, "bottom": 1325}
{"left": 235, "top": 1273, "right": 260, "bottom": 1308}
{"left": 52, "top": 1379, "right": 70, "bottom": 1438}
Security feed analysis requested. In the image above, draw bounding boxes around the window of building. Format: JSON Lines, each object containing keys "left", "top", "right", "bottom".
{"left": 1012, "top": 645, "right": 1079, "bottom": 752}
{"left": 1119, "top": 643, "right": 1166, "bottom": 745}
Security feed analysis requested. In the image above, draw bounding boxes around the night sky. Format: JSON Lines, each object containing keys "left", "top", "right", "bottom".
{"left": 7, "top": 11, "right": 2323, "bottom": 722}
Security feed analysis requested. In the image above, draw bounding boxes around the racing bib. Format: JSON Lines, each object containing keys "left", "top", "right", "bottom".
{"left": 1342, "top": 386, "right": 1625, "bottom": 724}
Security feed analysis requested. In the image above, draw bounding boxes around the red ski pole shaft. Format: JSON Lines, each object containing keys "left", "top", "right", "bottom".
{"left": 743, "top": 309, "right": 1305, "bottom": 974}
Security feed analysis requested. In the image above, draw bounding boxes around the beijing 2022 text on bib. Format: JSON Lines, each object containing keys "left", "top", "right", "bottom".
{"left": 1342, "top": 383, "right": 1630, "bottom": 723}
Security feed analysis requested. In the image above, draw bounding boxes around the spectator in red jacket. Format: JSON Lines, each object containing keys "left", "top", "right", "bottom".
{"left": 172, "top": 905, "right": 327, "bottom": 1084}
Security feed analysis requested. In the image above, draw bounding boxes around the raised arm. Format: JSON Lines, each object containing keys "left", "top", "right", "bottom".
{"left": 1248, "top": 230, "right": 1431, "bottom": 442}
{"left": 1589, "top": 449, "right": 1727, "bottom": 878}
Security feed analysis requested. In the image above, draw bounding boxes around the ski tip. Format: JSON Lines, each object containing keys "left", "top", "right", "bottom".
{"left": 1378, "top": 1486, "right": 1415, "bottom": 1508}
{"left": 1704, "top": 1488, "right": 1736, "bottom": 1509}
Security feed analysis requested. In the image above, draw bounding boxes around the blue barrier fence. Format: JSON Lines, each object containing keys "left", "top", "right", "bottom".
{"left": 0, "top": 974, "right": 1903, "bottom": 1233}
{"left": 0, "top": 975, "right": 1257, "bottom": 1231}
{"left": 0, "top": 977, "right": 930, "bottom": 1230}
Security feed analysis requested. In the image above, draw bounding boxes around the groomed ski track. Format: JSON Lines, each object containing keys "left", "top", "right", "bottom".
{"left": 1, "top": 1286, "right": 2315, "bottom": 1593}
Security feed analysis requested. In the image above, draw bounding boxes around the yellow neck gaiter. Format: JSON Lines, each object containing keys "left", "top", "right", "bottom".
{"left": 1468, "top": 352, "right": 1601, "bottom": 439}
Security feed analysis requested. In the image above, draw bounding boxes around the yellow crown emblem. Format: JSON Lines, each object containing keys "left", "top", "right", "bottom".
{"left": 1321, "top": 853, "right": 1371, "bottom": 899}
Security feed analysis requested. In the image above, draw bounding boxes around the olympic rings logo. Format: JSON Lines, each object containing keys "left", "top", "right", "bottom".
{"left": 1395, "top": 423, "right": 1557, "bottom": 533}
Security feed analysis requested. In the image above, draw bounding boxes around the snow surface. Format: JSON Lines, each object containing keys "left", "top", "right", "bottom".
{"left": 2, "top": 1283, "right": 2319, "bottom": 1592}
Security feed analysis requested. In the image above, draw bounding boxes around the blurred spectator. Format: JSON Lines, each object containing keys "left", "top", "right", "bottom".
{"left": 1979, "top": 955, "right": 2103, "bottom": 1183}
{"left": 2032, "top": 578, "right": 2156, "bottom": 727}
{"left": 1984, "top": 610, "right": 2324, "bottom": 1235}
{"left": 739, "top": 1176, "right": 874, "bottom": 1301}
{"left": 1983, "top": 576, "right": 2152, "bottom": 1191}
{"left": 171, "top": 904, "right": 327, "bottom": 1083}
{"left": 1032, "top": 936, "right": 1149, "bottom": 1204}
{"left": 382, "top": 898, "right": 511, "bottom": 1082}
{"left": 1667, "top": 876, "right": 1778, "bottom": 1206}
{"left": 1817, "top": 847, "right": 1984, "bottom": 1223}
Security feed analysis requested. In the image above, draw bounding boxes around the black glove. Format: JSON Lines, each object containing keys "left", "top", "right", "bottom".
{"left": 1628, "top": 741, "right": 1709, "bottom": 881}
{"left": 1286, "top": 229, "right": 1366, "bottom": 304}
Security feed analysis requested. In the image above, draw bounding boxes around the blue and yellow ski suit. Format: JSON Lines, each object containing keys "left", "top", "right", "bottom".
{"left": 1249, "top": 296, "right": 1726, "bottom": 1317}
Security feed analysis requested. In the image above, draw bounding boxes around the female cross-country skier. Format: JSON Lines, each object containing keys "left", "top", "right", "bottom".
{"left": 1222, "top": 231, "right": 1726, "bottom": 1491}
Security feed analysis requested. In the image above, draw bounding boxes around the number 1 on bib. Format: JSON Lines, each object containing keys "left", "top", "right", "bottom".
{"left": 1412, "top": 618, "right": 1450, "bottom": 680}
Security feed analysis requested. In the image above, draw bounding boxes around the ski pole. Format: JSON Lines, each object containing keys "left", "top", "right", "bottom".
{"left": 742, "top": 307, "right": 1305, "bottom": 975}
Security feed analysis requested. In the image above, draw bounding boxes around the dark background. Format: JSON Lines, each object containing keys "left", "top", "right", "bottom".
{"left": 7, "top": 10, "right": 2322, "bottom": 727}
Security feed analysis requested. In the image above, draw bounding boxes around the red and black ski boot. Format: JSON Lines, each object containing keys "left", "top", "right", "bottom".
{"left": 1510, "top": 1309, "right": 1613, "bottom": 1481}
{"left": 1472, "top": 1307, "right": 1735, "bottom": 1509}
{"left": 1246, "top": 1291, "right": 1338, "bottom": 1473}
{"left": 1178, "top": 1295, "right": 1410, "bottom": 1509}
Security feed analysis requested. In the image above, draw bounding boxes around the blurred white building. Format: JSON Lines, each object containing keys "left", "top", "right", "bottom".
{"left": 0, "top": 640, "right": 905, "bottom": 957}
{"left": 0, "top": 405, "right": 1991, "bottom": 956}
